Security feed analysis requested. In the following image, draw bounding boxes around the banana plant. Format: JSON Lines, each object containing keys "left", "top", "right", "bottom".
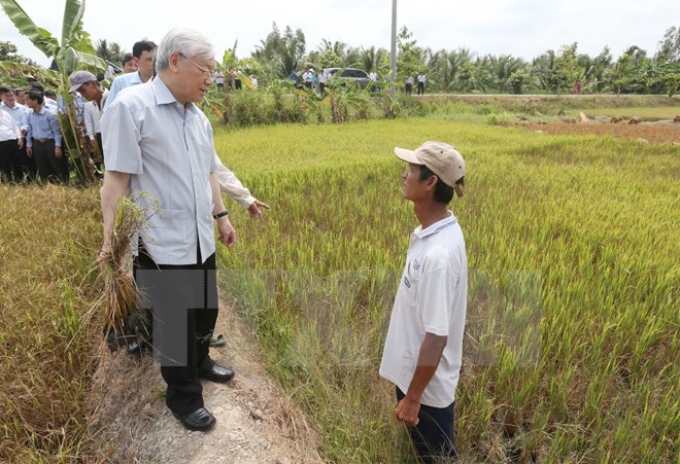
{"left": 0, "top": 0, "right": 107, "bottom": 184}
{"left": 0, "top": 60, "right": 60, "bottom": 87}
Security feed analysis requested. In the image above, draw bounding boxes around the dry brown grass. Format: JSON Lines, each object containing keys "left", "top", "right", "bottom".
{"left": 525, "top": 122, "right": 680, "bottom": 144}
{"left": 94, "top": 198, "right": 148, "bottom": 337}
{"left": 0, "top": 184, "right": 102, "bottom": 462}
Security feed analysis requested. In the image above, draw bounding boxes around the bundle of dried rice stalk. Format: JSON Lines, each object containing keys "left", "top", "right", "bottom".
{"left": 97, "top": 197, "right": 149, "bottom": 337}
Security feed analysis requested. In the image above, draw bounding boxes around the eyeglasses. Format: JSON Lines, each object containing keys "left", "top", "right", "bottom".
{"left": 179, "top": 54, "right": 214, "bottom": 81}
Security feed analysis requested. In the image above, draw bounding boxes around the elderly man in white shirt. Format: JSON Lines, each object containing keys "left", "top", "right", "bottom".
{"left": 100, "top": 27, "right": 238, "bottom": 432}
{"left": 103, "top": 49, "right": 269, "bottom": 221}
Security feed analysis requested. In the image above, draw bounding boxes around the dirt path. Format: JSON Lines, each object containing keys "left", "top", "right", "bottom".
{"left": 524, "top": 119, "right": 680, "bottom": 144}
{"left": 86, "top": 299, "right": 323, "bottom": 464}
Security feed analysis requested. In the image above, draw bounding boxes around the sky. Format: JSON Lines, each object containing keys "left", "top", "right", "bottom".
{"left": 1, "top": 0, "right": 678, "bottom": 68}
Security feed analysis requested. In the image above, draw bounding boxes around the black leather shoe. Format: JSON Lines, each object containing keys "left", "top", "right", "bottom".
{"left": 126, "top": 339, "right": 142, "bottom": 355}
{"left": 172, "top": 407, "right": 216, "bottom": 431}
{"left": 199, "top": 364, "right": 235, "bottom": 383}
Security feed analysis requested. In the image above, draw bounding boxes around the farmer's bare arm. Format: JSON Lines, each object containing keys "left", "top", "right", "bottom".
{"left": 395, "top": 333, "right": 447, "bottom": 426}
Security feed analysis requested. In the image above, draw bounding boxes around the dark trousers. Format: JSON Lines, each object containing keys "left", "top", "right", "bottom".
{"left": 397, "top": 387, "right": 457, "bottom": 463}
{"left": 32, "top": 139, "right": 68, "bottom": 183}
{"left": 0, "top": 139, "right": 19, "bottom": 183}
{"left": 94, "top": 132, "right": 104, "bottom": 172}
{"left": 22, "top": 144, "right": 37, "bottom": 182}
{"left": 1, "top": 140, "right": 36, "bottom": 183}
{"left": 134, "top": 247, "right": 218, "bottom": 415}
{"left": 405, "top": 83, "right": 413, "bottom": 95}
{"left": 417, "top": 82, "right": 425, "bottom": 95}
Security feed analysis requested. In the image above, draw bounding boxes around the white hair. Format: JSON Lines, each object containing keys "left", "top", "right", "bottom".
{"left": 155, "top": 27, "right": 214, "bottom": 72}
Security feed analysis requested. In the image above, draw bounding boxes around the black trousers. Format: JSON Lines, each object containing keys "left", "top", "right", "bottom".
{"left": 134, "top": 247, "right": 218, "bottom": 415}
{"left": 1, "top": 140, "right": 36, "bottom": 183}
{"left": 94, "top": 132, "right": 104, "bottom": 172}
{"left": 32, "top": 139, "right": 68, "bottom": 183}
{"left": 397, "top": 387, "right": 457, "bottom": 463}
{"left": 417, "top": 82, "right": 425, "bottom": 95}
{"left": 405, "top": 83, "right": 413, "bottom": 95}
{"left": 22, "top": 143, "right": 37, "bottom": 182}
{"left": 0, "top": 139, "right": 19, "bottom": 183}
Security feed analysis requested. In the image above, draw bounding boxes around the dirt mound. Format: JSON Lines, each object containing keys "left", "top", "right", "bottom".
{"left": 86, "top": 300, "right": 323, "bottom": 464}
{"left": 525, "top": 122, "right": 680, "bottom": 144}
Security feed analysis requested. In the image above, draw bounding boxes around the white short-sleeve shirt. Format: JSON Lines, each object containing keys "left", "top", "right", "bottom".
{"left": 380, "top": 213, "right": 468, "bottom": 408}
{"left": 101, "top": 77, "right": 218, "bottom": 265}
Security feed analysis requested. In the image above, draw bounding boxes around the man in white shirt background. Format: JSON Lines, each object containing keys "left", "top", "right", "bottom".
{"left": 104, "top": 40, "right": 157, "bottom": 109}
{"left": 405, "top": 75, "right": 414, "bottom": 95}
{"left": 0, "top": 86, "right": 32, "bottom": 182}
{"left": 69, "top": 71, "right": 108, "bottom": 170}
{"left": 368, "top": 69, "right": 380, "bottom": 93}
{"left": 0, "top": 102, "right": 23, "bottom": 183}
{"left": 417, "top": 72, "right": 426, "bottom": 95}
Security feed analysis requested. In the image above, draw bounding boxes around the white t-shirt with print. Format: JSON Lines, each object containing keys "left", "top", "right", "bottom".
{"left": 380, "top": 213, "right": 468, "bottom": 408}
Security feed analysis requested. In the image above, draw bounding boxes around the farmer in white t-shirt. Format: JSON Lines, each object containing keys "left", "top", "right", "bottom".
{"left": 380, "top": 141, "right": 468, "bottom": 463}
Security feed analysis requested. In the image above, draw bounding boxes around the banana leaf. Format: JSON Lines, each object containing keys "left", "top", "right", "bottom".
{"left": 0, "top": 0, "right": 59, "bottom": 58}
{"left": 61, "top": 0, "right": 85, "bottom": 46}
{"left": 0, "top": 60, "right": 59, "bottom": 86}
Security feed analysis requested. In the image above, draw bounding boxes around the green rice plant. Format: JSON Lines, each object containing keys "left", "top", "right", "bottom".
{"left": 212, "top": 119, "right": 679, "bottom": 463}
{"left": 487, "top": 111, "right": 513, "bottom": 126}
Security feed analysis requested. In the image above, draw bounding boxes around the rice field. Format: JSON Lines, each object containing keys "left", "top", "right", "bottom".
{"left": 214, "top": 119, "right": 680, "bottom": 463}
{"left": 0, "top": 116, "right": 678, "bottom": 463}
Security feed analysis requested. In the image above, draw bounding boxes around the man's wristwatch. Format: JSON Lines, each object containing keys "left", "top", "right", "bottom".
{"left": 213, "top": 210, "right": 229, "bottom": 220}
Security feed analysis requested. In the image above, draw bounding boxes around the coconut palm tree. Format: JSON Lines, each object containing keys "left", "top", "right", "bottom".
{"left": 486, "top": 54, "right": 527, "bottom": 93}
{"left": 253, "top": 23, "right": 306, "bottom": 78}
{"left": 95, "top": 38, "right": 123, "bottom": 66}
{"left": 359, "top": 46, "right": 389, "bottom": 75}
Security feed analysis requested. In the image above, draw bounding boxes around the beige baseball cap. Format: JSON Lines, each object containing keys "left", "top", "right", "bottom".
{"left": 394, "top": 141, "right": 466, "bottom": 197}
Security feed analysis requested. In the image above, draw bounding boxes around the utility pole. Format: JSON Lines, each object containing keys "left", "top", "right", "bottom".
{"left": 390, "top": 0, "right": 397, "bottom": 99}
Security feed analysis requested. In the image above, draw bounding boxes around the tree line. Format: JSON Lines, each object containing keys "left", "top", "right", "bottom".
{"left": 3, "top": 21, "right": 680, "bottom": 96}
{"left": 249, "top": 23, "right": 680, "bottom": 96}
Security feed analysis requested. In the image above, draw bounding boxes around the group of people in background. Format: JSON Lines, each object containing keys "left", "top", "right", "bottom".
{"left": 0, "top": 83, "right": 67, "bottom": 183}
{"left": 213, "top": 67, "right": 258, "bottom": 91}
{"left": 0, "top": 40, "right": 157, "bottom": 185}
{"left": 404, "top": 72, "right": 427, "bottom": 95}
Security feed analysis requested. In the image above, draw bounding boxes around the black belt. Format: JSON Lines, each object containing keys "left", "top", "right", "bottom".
{"left": 34, "top": 138, "right": 54, "bottom": 143}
